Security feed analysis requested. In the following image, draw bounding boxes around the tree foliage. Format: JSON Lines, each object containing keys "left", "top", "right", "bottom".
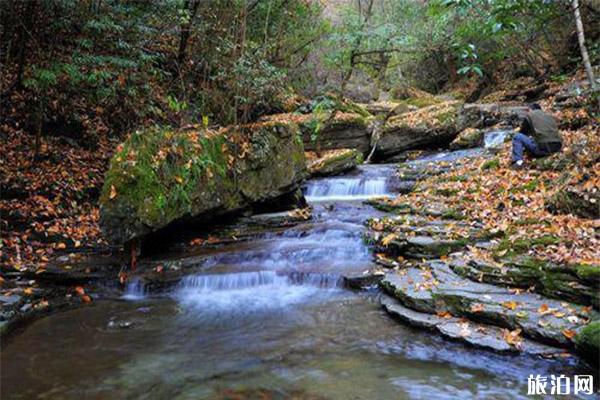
{"left": 0, "top": 0, "right": 326, "bottom": 138}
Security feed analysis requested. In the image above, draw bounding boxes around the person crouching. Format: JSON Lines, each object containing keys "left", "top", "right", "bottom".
{"left": 511, "top": 103, "right": 562, "bottom": 169}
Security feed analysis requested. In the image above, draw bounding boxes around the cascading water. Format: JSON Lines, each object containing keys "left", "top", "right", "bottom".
{"left": 198, "top": 224, "right": 372, "bottom": 273}
{"left": 484, "top": 130, "right": 510, "bottom": 149}
{"left": 305, "top": 177, "right": 388, "bottom": 201}
{"left": 304, "top": 164, "right": 395, "bottom": 201}
{"left": 175, "top": 271, "right": 343, "bottom": 311}
{"left": 122, "top": 277, "right": 147, "bottom": 300}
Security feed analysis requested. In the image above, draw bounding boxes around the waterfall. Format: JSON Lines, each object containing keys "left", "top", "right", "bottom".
{"left": 122, "top": 278, "right": 147, "bottom": 300}
{"left": 178, "top": 271, "right": 342, "bottom": 291}
{"left": 174, "top": 271, "right": 343, "bottom": 311}
{"left": 305, "top": 177, "right": 389, "bottom": 201}
{"left": 484, "top": 130, "right": 510, "bottom": 149}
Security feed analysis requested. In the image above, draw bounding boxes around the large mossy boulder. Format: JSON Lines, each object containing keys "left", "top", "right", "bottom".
{"left": 100, "top": 120, "right": 306, "bottom": 245}
{"left": 575, "top": 321, "right": 600, "bottom": 365}
{"left": 290, "top": 95, "right": 373, "bottom": 154}
{"left": 307, "top": 148, "right": 363, "bottom": 177}
{"left": 449, "top": 127, "right": 484, "bottom": 150}
{"left": 300, "top": 112, "right": 372, "bottom": 154}
{"left": 375, "top": 101, "right": 463, "bottom": 159}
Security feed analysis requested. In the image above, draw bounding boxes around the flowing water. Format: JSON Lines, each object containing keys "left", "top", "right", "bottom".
{"left": 1, "top": 160, "right": 592, "bottom": 400}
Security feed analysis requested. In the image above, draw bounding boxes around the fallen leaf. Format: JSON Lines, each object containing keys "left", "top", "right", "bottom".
{"left": 436, "top": 311, "right": 453, "bottom": 319}
{"left": 538, "top": 303, "right": 551, "bottom": 315}
{"left": 470, "top": 303, "right": 485, "bottom": 313}
{"left": 34, "top": 300, "right": 49, "bottom": 309}
{"left": 502, "top": 301, "right": 518, "bottom": 310}
{"left": 562, "top": 329, "right": 577, "bottom": 340}
{"left": 74, "top": 286, "right": 85, "bottom": 296}
{"left": 516, "top": 311, "right": 528, "bottom": 318}
{"left": 502, "top": 328, "right": 523, "bottom": 347}
{"left": 109, "top": 185, "right": 117, "bottom": 200}
{"left": 381, "top": 233, "right": 397, "bottom": 246}
{"left": 81, "top": 295, "right": 92, "bottom": 304}
{"left": 118, "top": 271, "right": 128, "bottom": 285}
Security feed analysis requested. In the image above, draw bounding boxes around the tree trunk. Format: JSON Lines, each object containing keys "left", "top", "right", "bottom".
{"left": 34, "top": 97, "right": 43, "bottom": 162}
{"left": 341, "top": 0, "right": 375, "bottom": 91}
{"left": 15, "top": 0, "right": 38, "bottom": 90}
{"left": 177, "top": 0, "right": 200, "bottom": 66}
{"left": 572, "top": 0, "right": 597, "bottom": 90}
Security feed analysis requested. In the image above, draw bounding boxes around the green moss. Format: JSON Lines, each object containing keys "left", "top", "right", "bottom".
{"left": 510, "top": 179, "right": 539, "bottom": 193}
{"left": 481, "top": 158, "right": 500, "bottom": 170}
{"left": 101, "top": 126, "right": 230, "bottom": 227}
{"left": 101, "top": 120, "right": 305, "bottom": 244}
{"left": 575, "top": 321, "right": 600, "bottom": 365}
{"left": 547, "top": 190, "right": 600, "bottom": 219}
{"left": 447, "top": 175, "right": 468, "bottom": 182}
{"left": 496, "top": 235, "right": 562, "bottom": 257}
{"left": 435, "top": 109, "right": 457, "bottom": 125}
{"left": 441, "top": 209, "right": 465, "bottom": 220}
{"left": 366, "top": 200, "right": 413, "bottom": 213}
{"left": 514, "top": 217, "right": 546, "bottom": 226}
{"left": 576, "top": 264, "right": 600, "bottom": 282}
{"left": 435, "top": 188, "right": 459, "bottom": 197}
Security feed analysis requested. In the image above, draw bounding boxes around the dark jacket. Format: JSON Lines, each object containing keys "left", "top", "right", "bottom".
{"left": 520, "top": 110, "right": 562, "bottom": 145}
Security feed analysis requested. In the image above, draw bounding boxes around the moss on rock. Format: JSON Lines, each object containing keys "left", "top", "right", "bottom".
{"left": 376, "top": 101, "right": 463, "bottom": 158}
{"left": 575, "top": 321, "right": 600, "bottom": 365}
{"left": 576, "top": 264, "right": 600, "bottom": 286}
{"left": 546, "top": 189, "right": 600, "bottom": 219}
{"left": 450, "top": 128, "right": 484, "bottom": 150}
{"left": 307, "top": 148, "right": 363, "bottom": 177}
{"left": 100, "top": 120, "right": 306, "bottom": 245}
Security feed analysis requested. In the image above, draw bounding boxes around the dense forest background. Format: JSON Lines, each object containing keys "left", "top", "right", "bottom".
{"left": 1, "top": 0, "right": 598, "bottom": 142}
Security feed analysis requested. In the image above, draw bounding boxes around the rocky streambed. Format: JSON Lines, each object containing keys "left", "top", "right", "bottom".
{"left": 1, "top": 149, "right": 598, "bottom": 399}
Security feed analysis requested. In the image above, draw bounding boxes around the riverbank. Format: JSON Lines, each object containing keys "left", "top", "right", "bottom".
{"left": 2, "top": 161, "right": 597, "bottom": 399}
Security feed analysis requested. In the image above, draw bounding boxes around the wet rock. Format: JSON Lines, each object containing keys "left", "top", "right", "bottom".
{"left": 343, "top": 271, "right": 384, "bottom": 290}
{"left": 380, "top": 262, "right": 597, "bottom": 348}
{"left": 300, "top": 112, "right": 372, "bottom": 155}
{"left": 108, "top": 320, "right": 134, "bottom": 329}
{"left": 449, "top": 128, "right": 484, "bottom": 150}
{"left": 375, "top": 101, "right": 463, "bottom": 159}
{"left": 403, "top": 236, "right": 468, "bottom": 258}
{"left": 458, "top": 103, "right": 528, "bottom": 129}
{"left": 381, "top": 294, "right": 562, "bottom": 356}
{"left": 100, "top": 120, "right": 307, "bottom": 246}
{"left": 367, "top": 215, "right": 481, "bottom": 259}
{"left": 0, "top": 294, "right": 22, "bottom": 306}
{"left": 361, "top": 101, "right": 404, "bottom": 116}
{"left": 307, "top": 149, "right": 363, "bottom": 177}
{"left": 450, "top": 258, "right": 599, "bottom": 308}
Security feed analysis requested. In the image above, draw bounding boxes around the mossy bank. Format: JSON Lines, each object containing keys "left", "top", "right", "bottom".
{"left": 100, "top": 120, "right": 306, "bottom": 246}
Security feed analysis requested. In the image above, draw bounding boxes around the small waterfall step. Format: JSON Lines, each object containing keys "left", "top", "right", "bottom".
{"left": 178, "top": 270, "right": 343, "bottom": 291}
{"left": 304, "top": 164, "right": 396, "bottom": 201}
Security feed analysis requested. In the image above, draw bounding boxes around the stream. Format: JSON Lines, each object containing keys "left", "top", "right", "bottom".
{"left": 0, "top": 151, "right": 591, "bottom": 399}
